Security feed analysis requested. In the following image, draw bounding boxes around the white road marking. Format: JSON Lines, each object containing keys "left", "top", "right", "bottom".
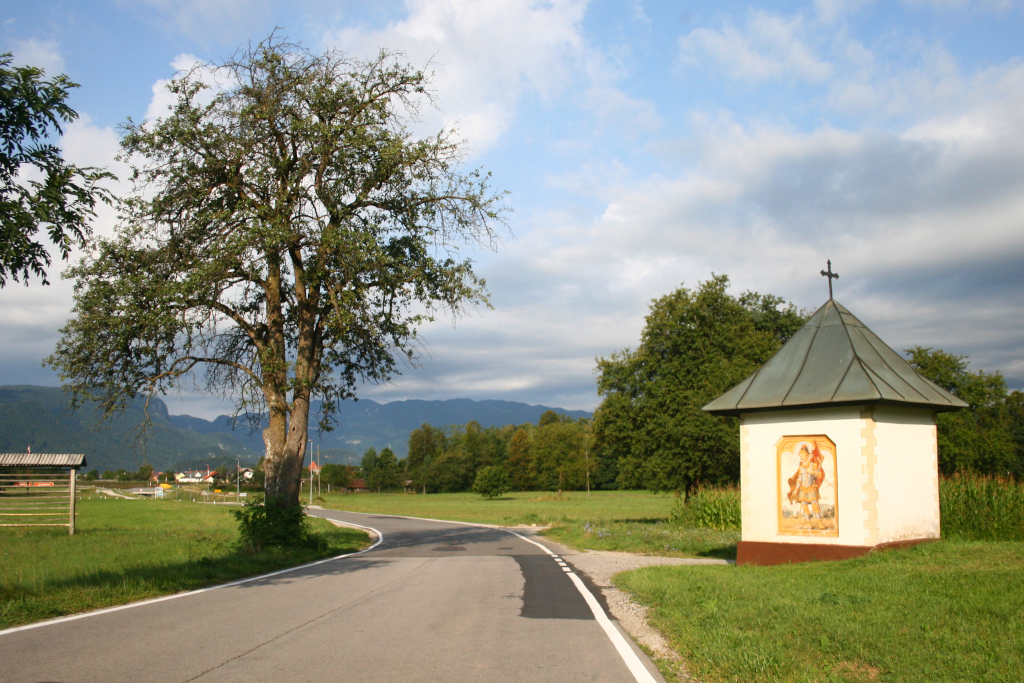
{"left": 504, "top": 529, "right": 659, "bottom": 683}
{"left": 0, "top": 518, "right": 384, "bottom": 638}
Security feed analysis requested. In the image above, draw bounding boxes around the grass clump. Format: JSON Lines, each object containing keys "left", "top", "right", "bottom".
{"left": 670, "top": 485, "right": 742, "bottom": 532}
{"left": 617, "top": 540, "right": 1024, "bottom": 683}
{"left": 0, "top": 498, "right": 370, "bottom": 629}
{"left": 940, "top": 474, "right": 1024, "bottom": 541}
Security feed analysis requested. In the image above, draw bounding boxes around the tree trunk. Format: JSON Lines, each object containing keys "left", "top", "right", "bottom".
{"left": 261, "top": 398, "right": 310, "bottom": 509}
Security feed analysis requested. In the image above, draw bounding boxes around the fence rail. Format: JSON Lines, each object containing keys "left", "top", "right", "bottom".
{"left": 0, "top": 470, "right": 78, "bottom": 533}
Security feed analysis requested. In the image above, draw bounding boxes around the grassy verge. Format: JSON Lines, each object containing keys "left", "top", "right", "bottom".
{"left": 616, "top": 540, "right": 1024, "bottom": 682}
{"left": 318, "top": 490, "right": 740, "bottom": 558}
{"left": 317, "top": 490, "right": 674, "bottom": 526}
{"left": 0, "top": 497, "right": 371, "bottom": 629}
{"left": 545, "top": 520, "right": 738, "bottom": 560}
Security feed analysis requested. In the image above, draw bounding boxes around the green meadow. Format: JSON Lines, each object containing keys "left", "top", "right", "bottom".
{"left": 318, "top": 489, "right": 740, "bottom": 558}
{"left": 316, "top": 489, "right": 673, "bottom": 525}
{"left": 0, "top": 497, "right": 370, "bottom": 629}
{"left": 618, "top": 540, "right": 1024, "bottom": 683}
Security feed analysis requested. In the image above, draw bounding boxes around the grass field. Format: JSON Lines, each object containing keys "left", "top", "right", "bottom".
{"left": 617, "top": 540, "right": 1024, "bottom": 683}
{"left": 316, "top": 490, "right": 742, "bottom": 558}
{"left": 317, "top": 489, "right": 676, "bottom": 525}
{"left": 0, "top": 497, "right": 371, "bottom": 629}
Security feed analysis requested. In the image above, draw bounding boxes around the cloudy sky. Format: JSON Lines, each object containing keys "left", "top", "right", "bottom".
{"left": 3, "top": 0, "right": 1023, "bottom": 418}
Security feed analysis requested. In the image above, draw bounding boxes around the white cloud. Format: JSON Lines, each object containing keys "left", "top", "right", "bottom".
{"left": 326, "top": 0, "right": 590, "bottom": 153}
{"left": 144, "top": 54, "right": 209, "bottom": 122}
{"left": 9, "top": 38, "right": 64, "bottom": 75}
{"left": 678, "top": 11, "right": 833, "bottom": 83}
{"left": 61, "top": 115, "right": 127, "bottom": 241}
{"left": 583, "top": 86, "right": 662, "bottom": 135}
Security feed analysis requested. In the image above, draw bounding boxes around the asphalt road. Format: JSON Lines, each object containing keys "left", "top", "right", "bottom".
{"left": 0, "top": 509, "right": 663, "bottom": 682}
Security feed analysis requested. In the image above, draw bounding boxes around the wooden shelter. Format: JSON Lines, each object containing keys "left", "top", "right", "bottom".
{"left": 0, "top": 452, "right": 87, "bottom": 535}
{"left": 704, "top": 296, "right": 966, "bottom": 565}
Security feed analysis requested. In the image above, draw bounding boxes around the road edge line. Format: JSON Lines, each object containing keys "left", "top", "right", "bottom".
{"left": 504, "top": 529, "right": 658, "bottom": 683}
{"left": 0, "top": 519, "right": 384, "bottom": 638}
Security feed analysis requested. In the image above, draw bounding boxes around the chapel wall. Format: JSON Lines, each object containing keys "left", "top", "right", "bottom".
{"left": 740, "top": 407, "right": 868, "bottom": 547}
{"left": 872, "top": 406, "right": 941, "bottom": 543}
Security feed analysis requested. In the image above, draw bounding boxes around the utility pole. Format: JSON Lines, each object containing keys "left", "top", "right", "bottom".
{"left": 308, "top": 439, "right": 313, "bottom": 506}
{"left": 236, "top": 458, "right": 240, "bottom": 501}
{"left": 317, "top": 445, "right": 321, "bottom": 498}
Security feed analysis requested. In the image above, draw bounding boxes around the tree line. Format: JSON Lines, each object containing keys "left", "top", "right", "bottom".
{"left": 396, "top": 275, "right": 1024, "bottom": 498}
{"left": 347, "top": 410, "right": 598, "bottom": 495}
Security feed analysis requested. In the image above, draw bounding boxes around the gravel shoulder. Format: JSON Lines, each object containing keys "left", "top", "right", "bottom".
{"left": 535, "top": 534, "right": 732, "bottom": 681}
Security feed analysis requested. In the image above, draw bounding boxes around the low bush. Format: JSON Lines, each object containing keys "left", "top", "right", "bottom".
{"left": 232, "top": 496, "right": 317, "bottom": 553}
{"left": 472, "top": 465, "right": 512, "bottom": 499}
{"left": 940, "top": 473, "right": 1024, "bottom": 541}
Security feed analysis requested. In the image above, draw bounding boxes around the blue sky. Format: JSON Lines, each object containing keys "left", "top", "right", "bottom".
{"left": 2, "top": 0, "right": 1023, "bottom": 418}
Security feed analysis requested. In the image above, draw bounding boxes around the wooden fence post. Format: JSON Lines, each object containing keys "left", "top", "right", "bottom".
{"left": 69, "top": 468, "right": 77, "bottom": 535}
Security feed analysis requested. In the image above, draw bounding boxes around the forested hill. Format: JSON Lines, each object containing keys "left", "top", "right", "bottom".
{"left": 0, "top": 385, "right": 256, "bottom": 474}
{"left": 0, "top": 386, "right": 591, "bottom": 472}
{"left": 170, "top": 397, "right": 593, "bottom": 460}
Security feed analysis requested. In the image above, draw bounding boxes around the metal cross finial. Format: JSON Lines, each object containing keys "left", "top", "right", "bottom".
{"left": 820, "top": 259, "right": 839, "bottom": 300}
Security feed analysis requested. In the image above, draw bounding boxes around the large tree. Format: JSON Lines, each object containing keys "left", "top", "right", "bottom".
{"left": 906, "top": 347, "right": 1017, "bottom": 476}
{"left": 593, "top": 274, "right": 805, "bottom": 496}
{"left": 0, "top": 53, "right": 113, "bottom": 285}
{"left": 47, "top": 38, "right": 506, "bottom": 517}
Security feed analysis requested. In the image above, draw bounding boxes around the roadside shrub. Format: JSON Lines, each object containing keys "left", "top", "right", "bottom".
{"left": 472, "top": 465, "right": 512, "bottom": 500}
{"left": 231, "top": 495, "right": 316, "bottom": 553}
{"left": 940, "top": 473, "right": 1024, "bottom": 541}
{"left": 670, "top": 485, "right": 742, "bottom": 531}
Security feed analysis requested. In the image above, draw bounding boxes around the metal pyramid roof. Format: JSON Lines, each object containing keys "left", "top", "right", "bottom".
{"left": 703, "top": 298, "right": 968, "bottom": 416}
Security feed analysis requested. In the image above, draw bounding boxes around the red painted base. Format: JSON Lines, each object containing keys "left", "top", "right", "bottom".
{"left": 736, "top": 538, "right": 936, "bottom": 566}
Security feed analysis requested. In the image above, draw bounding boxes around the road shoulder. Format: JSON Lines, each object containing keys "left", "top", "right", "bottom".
{"left": 533, "top": 535, "right": 730, "bottom": 682}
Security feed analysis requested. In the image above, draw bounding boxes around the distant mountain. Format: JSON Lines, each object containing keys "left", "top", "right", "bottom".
{"left": 0, "top": 386, "right": 592, "bottom": 471}
{"left": 0, "top": 385, "right": 257, "bottom": 474}
{"left": 171, "top": 397, "right": 593, "bottom": 459}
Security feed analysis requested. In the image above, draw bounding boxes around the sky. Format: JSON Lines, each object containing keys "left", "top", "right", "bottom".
{"left": 2, "top": 0, "right": 1023, "bottom": 419}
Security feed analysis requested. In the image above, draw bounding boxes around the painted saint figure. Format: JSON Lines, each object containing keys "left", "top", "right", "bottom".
{"left": 786, "top": 442, "right": 830, "bottom": 529}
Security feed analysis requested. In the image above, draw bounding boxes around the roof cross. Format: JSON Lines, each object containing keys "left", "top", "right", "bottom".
{"left": 820, "top": 259, "right": 839, "bottom": 299}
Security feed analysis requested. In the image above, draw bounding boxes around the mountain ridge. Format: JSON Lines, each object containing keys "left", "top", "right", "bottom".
{"left": 0, "top": 385, "right": 592, "bottom": 472}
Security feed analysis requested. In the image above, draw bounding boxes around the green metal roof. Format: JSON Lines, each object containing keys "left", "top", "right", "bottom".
{"left": 703, "top": 299, "right": 968, "bottom": 416}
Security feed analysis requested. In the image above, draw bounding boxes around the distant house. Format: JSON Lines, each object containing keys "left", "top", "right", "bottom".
{"left": 239, "top": 467, "right": 255, "bottom": 481}
{"left": 175, "top": 469, "right": 222, "bottom": 484}
{"left": 346, "top": 478, "right": 370, "bottom": 493}
{"left": 175, "top": 470, "right": 204, "bottom": 484}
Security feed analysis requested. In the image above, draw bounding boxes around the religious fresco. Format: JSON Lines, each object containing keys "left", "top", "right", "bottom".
{"left": 777, "top": 435, "right": 838, "bottom": 537}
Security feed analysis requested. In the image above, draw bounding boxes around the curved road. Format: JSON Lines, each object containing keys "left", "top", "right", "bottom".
{"left": 0, "top": 509, "right": 664, "bottom": 682}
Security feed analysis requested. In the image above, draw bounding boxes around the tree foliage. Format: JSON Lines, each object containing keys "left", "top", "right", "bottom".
{"left": 366, "top": 447, "right": 403, "bottom": 492}
{"left": 0, "top": 53, "right": 113, "bottom": 286}
{"left": 593, "top": 274, "right": 805, "bottom": 496}
{"left": 404, "top": 412, "right": 597, "bottom": 493}
{"left": 319, "top": 463, "right": 353, "bottom": 488}
{"left": 46, "top": 37, "right": 506, "bottom": 515}
{"left": 907, "top": 346, "right": 1019, "bottom": 477}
